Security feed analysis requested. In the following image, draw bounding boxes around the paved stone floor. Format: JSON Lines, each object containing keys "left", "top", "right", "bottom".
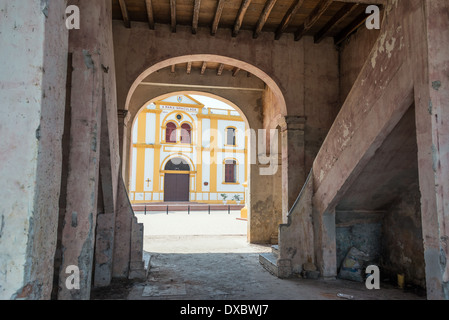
{"left": 91, "top": 211, "right": 426, "bottom": 301}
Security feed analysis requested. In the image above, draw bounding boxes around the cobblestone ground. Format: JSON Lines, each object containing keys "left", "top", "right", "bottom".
{"left": 91, "top": 211, "right": 425, "bottom": 301}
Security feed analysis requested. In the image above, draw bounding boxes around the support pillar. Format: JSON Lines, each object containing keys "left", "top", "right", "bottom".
{"left": 94, "top": 100, "right": 117, "bottom": 288}
{"left": 414, "top": 0, "right": 449, "bottom": 300}
{"left": 58, "top": 0, "right": 107, "bottom": 300}
{"left": 279, "top": 116, "right": 307, "bottom": 216}
{"left": 312, "top": 207, "right": 337, "bottom": 279}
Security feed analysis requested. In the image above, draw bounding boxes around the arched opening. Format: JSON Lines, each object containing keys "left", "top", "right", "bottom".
{"left": 165, "top": 122, "right": 177, "bottom": 143}
{"left": 180, "top": 123, "right": 192, "bottom": 144}
{"left": 123, "top": 55, "right": 287, "bottom": 117}
{"left": 122, "top": 55, "right": 286, "bottom": 245}
{"left": 165, "top": 157, "right": 190, "bottom": 171}
{"left": 128, "top": 92, "right": 254, "bottom": 267}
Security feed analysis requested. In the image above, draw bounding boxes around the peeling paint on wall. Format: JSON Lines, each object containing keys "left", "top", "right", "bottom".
{"left": 82, "top": 50, "right": 94, "bottom": 70}
{"left": 71, "top": 212, "right": 77, "bottom": 228}
{"left": 41, "top": 0, "right": 49, "bottom": 18}
{"left": 431, "top": 144, "right": 439, "bottom": 173}
{"left": 432, "top": 81, "right": 441, "bottom": 91}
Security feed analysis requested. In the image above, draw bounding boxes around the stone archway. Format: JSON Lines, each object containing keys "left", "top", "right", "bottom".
{"left": 125, "top": 86, "right": 283, "bottom": 243}
{"left": 123, "top": 54, "right": 287, "bottom": 117}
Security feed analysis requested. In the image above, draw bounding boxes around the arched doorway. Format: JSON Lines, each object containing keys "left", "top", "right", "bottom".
{"left": 164, "top": 158, "right": 190, "bottom": 202}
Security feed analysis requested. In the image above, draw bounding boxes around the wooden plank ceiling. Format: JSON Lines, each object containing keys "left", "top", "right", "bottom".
{"left": 113, "top": 0, "right": 384, "bottom": 75}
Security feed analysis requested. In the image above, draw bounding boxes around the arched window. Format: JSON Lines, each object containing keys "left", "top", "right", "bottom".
{"left": 226, "top": 127, "right": 236, "bottom": 146}
{"left": 181, "top": 123, "right": 192, "bottom": 144}
{"left": 165, "top": 158, "right": 190, "bottom": 171}
{"left": 224, "top": 160, "right": 237, "bottom": 183}
{"left": 166, "top": 122, "right": 177, "bottom": 143}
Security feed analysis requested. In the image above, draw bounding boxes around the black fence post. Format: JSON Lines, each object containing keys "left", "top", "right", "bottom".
{"left": 208, "top": 205, "right": 210, "bottom": 215}
{"left": 166, "top": 205, "right": 169, "bottom": 215}
{"left": 228, "top": 205, "right": 230, "bottom": 214}
{"left": 188, "top": 205, "right": 190, "bottom": 215}
{"left": 144, "top": 205, "right": 147, "bottom": 215}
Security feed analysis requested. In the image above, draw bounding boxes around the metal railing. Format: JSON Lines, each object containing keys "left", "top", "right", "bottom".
{"left": 142, "top": 204, "right": 234, "bottom": 215}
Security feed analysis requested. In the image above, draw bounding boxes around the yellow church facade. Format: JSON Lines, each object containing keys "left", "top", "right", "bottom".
{"left": 129, "top": 94, "right": 247, "bottom": 205}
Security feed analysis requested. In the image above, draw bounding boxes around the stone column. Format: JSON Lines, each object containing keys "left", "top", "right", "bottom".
{"left": 57, "top": 0, "right": 108, "bottom": 300}
{"left": 279, "top": 116, "right": 307, "bottom": 217}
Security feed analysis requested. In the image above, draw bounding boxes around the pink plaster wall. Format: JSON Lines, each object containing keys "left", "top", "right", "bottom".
{"left": 310, "top": 0, "right": 449, "bottom": 299}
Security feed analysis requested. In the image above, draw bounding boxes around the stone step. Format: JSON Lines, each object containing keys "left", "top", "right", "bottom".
{"left": 259, "top": 252, "right": 279, "bottom": 277}
{"left": 129, "top": 254, "right": 151, "bottom": 280}
{"left": 271, "top": 245, "right": 279, "bottom": 258}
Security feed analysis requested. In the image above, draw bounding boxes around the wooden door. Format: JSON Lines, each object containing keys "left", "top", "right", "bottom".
{"left": 164, "top": 174, "right": 190, "bottom": 202}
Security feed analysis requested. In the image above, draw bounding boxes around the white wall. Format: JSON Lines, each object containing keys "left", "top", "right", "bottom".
{"left": 0, "top": 0, "right": 68, "bottom": 299}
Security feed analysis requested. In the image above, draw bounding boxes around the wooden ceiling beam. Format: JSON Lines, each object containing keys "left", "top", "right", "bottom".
{"left": 170, "top": 0, "right": 177, "bottom": 33}
{"left": 232, "top": 0, "right": 252, "bottom": 37}
{"left": 118, "top": 0, "right": 130, "bottom": 28}
{"left": 211, "top": 0, "right": 226, "bottom": 36}
{"left": 294, "top": 0, "right": 333, "bottom": 41}
{"left": 314, "top": 2, "right": 358, "bottom": 43}
{"left": 186, "top": 62, "right": 192, "bottom": 74}
{"left": 144, "top": 0, "right": 155, "bottom": 30}
{"left": 171, "top": 64, "right": 176, "bottom": 73}
{"left": 192, "top": 0, "right": 202, "bottom": 34}
{"left": 217, "top": 63, "right": 225, "bottom": 76}
{"left": 253, "top": 0, "right": 277, "bottom": 39}
{"left": 232, "top": 67, "right": 241, "bottom": 77}
{"left": 275, "top": 0, "right": 305, "bottom": 40}
{"left": 201, "top": 62, "right": 207, "bottom": 75}
{"left": 334, "top": 10, "right": 369, "bottom": 45}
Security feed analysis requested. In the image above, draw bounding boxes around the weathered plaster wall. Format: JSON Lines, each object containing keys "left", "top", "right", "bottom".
{"left": 112, "top": 22, "right": 304, "bottom": 117}
{"left": 304, "top": 36, "right": 339, "bottom": 176}
{"left": 381, "top": 182, "right": 426, "bottom": 289}
{"left": 309, "top": 0, "right": 449, "bottom": 299}
{"left": 335, "top": 211, "right": 384, "bottom": 272}
{"left": 339, "top": 24, "right": 381, "bottom": 105}
{"left": 279, "top": 172, "right": 314, "bottom": 275}
{"left": 0, "top": 0, "right": 68, "bottom": 300}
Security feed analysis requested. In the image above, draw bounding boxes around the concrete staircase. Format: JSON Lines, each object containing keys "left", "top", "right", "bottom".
{"left": 259, "top": 171, "right": 315, "bottom": 279}
{"left": 259, "top": 245, "right": 292, "bottom": 279}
